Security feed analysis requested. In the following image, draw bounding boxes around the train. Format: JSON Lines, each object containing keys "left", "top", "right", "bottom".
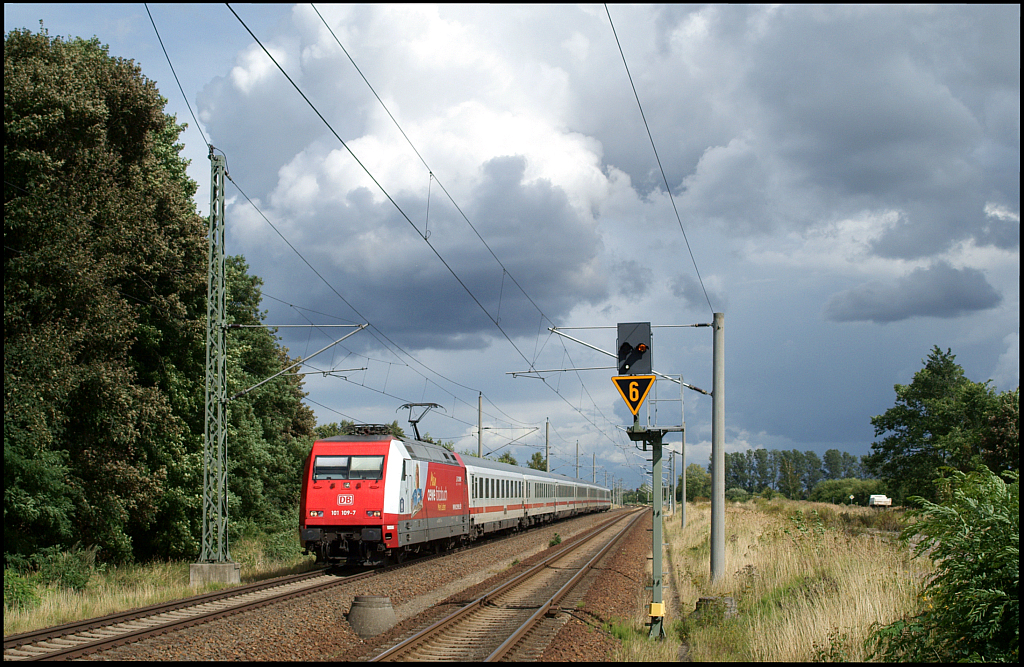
{"left": 299, "top": 424, "right": 612, "bottom": 565}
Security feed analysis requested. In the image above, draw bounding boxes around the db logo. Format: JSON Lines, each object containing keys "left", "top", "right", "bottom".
{"left": 337, "top": 494, "right": 354, "bottom": 506}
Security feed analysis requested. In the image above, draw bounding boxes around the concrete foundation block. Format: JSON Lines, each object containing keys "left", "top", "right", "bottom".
{"left": 189, "top": 561, "right": 241, "bottom": 587}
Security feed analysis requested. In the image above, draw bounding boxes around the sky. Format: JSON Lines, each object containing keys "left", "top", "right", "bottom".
{"left": 5, "top": 4, "right": 1019, "bottom": 491}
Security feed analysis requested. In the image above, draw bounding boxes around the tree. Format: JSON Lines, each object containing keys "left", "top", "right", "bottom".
{"left": 724, "top": 451, "right": 751, "bottom": 492}
{"left": 778, "top": 450, "right": 804, "bottom": 499}
{"left": 979, "top": 388, "right": 1019, "bottom": 473}
{"left": 222, "top": 257, "right": 315, "bottom": 535}
{"left": 823, "top": 449, "right": 845, "bottom": 480}
{"left": 752, "top": 448, "right": 773, "bottom": 492}
{"left": 5, "top": 27, "right": 207, "bottom": 562}
{"left": 801, "top": 450, "right": 824, "bottom": 496}
{"left": 866, "top": 468, "right": 1018, "bottom": 661}
{"left": 685, "top": 463, "right": 711, "bottom": 501}
{"left": 527, "top": 451, "right": 547, "bottom": 471}
{"left": 5, "top": 28, "right": 318, "bottom": 563}
{"left": 866, "top": 347, "right": 1000, "bottom": 503}
{"left": 496, "top": 452, "right": 517, "bottom": 466}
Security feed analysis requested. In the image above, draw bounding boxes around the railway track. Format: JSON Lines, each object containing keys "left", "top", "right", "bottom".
{"left": 3, "top": 512, "right": 620, "bottom": 661}
{"left": 3, "top": 567, "right": 355, "bottom": 661}
{"left": 370, "top": 508, "right": 645, "bottom": 662}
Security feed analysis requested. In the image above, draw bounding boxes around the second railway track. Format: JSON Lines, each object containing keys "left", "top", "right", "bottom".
{"left": 3, "top": 568, "right": 351, "bottom": 661}
{"left": 371, "top": 508, "right": 645, "bottom": 662}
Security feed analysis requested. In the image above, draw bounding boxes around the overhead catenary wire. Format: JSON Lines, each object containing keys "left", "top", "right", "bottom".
{"left": 145, "top": 3, "right": 210, "bottom": 149}
{"left": 228, "top": 4, "right": 634, "bottom": 461}
{"left": 226, "top": 4, "right": 538, "bottom": 375}
{"left": 229, "top": 179, "right": 537, "bottom": 435}
{"left": 148, "top": 6, "right": 546, "bottom": 447}
{"left": 310, "top": 3, "right": 552, "bottom": 336}
{"left": 307, "top": 4, "right": 635, "bottom": 449}
{"left": 604, "top": 4, "right": 715, "bottom": 315}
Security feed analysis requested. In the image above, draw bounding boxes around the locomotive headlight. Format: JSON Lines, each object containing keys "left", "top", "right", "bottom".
{"left": 366, "top": 510, "right": 381, "bottom": 518}
{"left": 309, "top": 510, "right": 324, "bottom": 517}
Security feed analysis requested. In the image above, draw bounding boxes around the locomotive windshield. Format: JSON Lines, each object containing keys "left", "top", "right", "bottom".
{"left": 313, "top": 455, "right": 385, "bottom": 481}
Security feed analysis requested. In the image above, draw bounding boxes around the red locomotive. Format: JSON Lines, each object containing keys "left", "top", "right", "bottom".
{"left": 300, "top": 424, "right": 611, "bottom": 565}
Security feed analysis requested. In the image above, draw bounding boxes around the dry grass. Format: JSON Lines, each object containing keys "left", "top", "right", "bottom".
{"left": 666, "top": 499, "right": 929, "bottom": 661}
{"left": 3, "top": 538, "right": 316, "bottom": 637}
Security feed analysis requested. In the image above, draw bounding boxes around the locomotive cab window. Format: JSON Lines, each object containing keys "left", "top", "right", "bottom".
{"left": 313, "top": 455, "right": 385, "bottom": 481}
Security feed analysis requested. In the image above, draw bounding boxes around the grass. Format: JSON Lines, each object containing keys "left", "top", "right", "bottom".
{"left": 601, "top": 498, "right": 928, "bottom": 662}
{"left": 666, "top": 499, "right": 929, "bottom": 661}
{"left": 3, "top": 533, "right": 317, "bottom": 637}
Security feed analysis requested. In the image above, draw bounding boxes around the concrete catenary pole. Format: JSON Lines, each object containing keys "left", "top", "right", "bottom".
{"left": 710, "top": 312, "right": 725, "bottom": 581}
{"left": 477, "top": 392, "right": 482, "bottom": 458}
{"left": 680, "top": 374, "right": 686, "bottom": 528}
{"left": 545, "top": 419, "right": 550, "bottom": 472}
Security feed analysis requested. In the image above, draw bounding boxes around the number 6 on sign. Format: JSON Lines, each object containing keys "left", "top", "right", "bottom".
{"left": 612, "top": 375, "right": 655, "bottom": 415}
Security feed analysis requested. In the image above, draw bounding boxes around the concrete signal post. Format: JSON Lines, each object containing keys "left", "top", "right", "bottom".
{"left": 613, "top": 322, "right": 682, "bottom": 639}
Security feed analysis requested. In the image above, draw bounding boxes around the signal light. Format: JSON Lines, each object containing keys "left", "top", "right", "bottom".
{"left": 617, "top": 323, "right": 652, "bottom": 375}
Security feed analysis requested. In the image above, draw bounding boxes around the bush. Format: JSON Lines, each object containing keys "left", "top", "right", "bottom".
{"left": 809, "top": 478, "right": 887, "bottom": 505}
{"left": 34, "top": 544, "right": 96, "bottom": 591}
{"left": 866, "top": 467, "right": 1018, "bottom": 662}
{"left": 726, "top": 487, "right": 750, "bottom": 502}
{"left": 3, "top": 569, "right": 39, "bottom": 610}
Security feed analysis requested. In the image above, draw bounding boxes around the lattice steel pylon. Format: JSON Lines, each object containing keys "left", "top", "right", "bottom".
{"left": 200, "top": 149, "right": 229, "bottom": 563}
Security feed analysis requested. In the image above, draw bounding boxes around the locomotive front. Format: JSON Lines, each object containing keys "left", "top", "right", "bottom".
{"left": 300, "top": 430, "right": 398, "bottom": 564}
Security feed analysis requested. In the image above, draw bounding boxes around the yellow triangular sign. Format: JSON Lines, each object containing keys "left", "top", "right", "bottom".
{"left": 612, "top": 375, "right": 655, "bottom": 415}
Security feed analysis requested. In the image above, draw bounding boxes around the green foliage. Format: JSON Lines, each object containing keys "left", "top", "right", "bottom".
{"left": 4, "top": 28, "right": 317, "bottom": 566}
{"left": 5, "top": 26, "right": 207, "bottom": 563}
{"left": 813, "top": 627, "right": 852, "bottom": 662}
{"left": 496, "top": 451, "right": 518, "bottom": 466}
{"left": 866, "top": 467, "right": 1018, "bottom": 662}
{"left": 722, "top": 448, "right": 866, "bottom": 500}
{"left": 527, "top": 451, "right": 547, "bottom": 471}
{"left": 980, "top": 387, "right": 1019, "bottom": 474}
{"left": 33, "top": 544, "right": 97, "bottom": 591}
{"left": 223, "top": 257, "right": 315, "bottom": 533}
{"left": 808, "top": 478, "right": 886, "bottom": 505}
{"left": 549, "top": 532, "right": 562, "bottom": 547}
{"left": 685, "top": 463, "right": 711, "bottom": 501}
{"left": 3, "top": 569, "right": 40, "bottom": 610}
{"left": 725, "top": 486, "right": 750, "bottom": 502}
{"left": 866, "top": 347, "right": 1003, "bottom": 503}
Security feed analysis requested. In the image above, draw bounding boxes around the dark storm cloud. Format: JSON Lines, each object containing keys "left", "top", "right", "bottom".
{"left": 613, "top": 260, "right": 654, "bottom": 298}
{"left": 741, "top": 5, "right": 1019, "bottom": 257}
{"left": 578, "top": 6, "right": 1018, "bottom": 258}
{"left": 670, "top": 272, "right": 725, "bottom": 312}
{"left": 251, "top": 154, "right": 607, "bottom": 352}
{"left": 823, "top": 261, "right": 1002, "bottom": 323}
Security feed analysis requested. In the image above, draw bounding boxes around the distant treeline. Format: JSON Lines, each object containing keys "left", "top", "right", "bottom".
{"left": 680, "top": 448, "right": 877, "bottom": 503}
{"left": 722, "top": 447, "right": 872, "bottom": 499}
